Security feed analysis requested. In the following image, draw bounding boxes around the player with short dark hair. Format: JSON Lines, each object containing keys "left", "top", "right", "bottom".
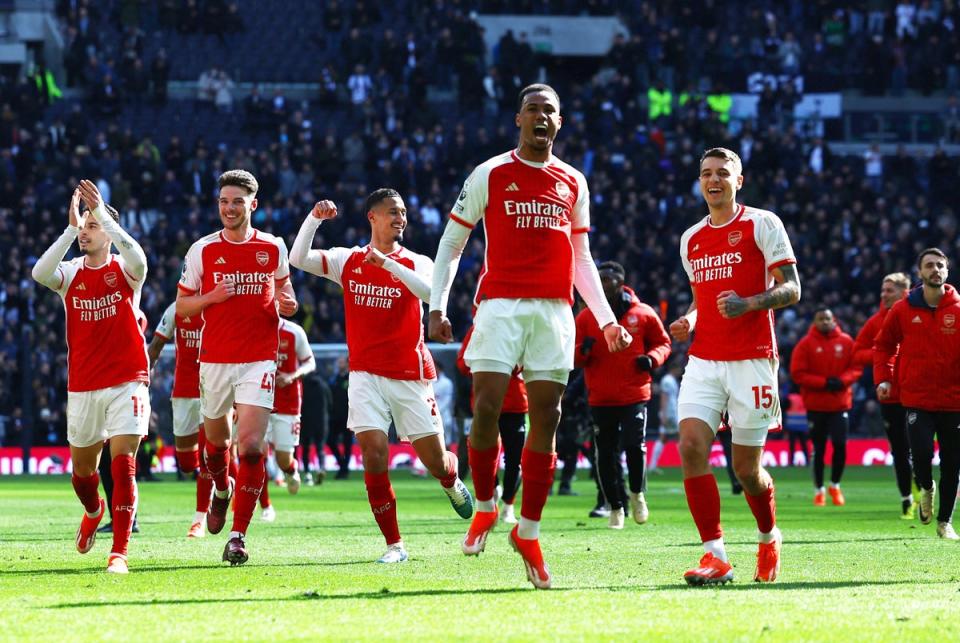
{"left": 670, "top": 147, "right": 800, "bottom": 585}
{"left": 177, "top": 169, "right": 298, "bottom": 565}
{"left": 32, "top": 181, "right": 150, "bottom": 574}
{"left": 575, "top": 261, "right": 671, "bottom": 528}
{"left": 429, "top": 84, "right": 632, "bottom": 589}
{"left": 790, "top": 307, "right": 862, "bottom": 506}
{"left": 290, "top": 191, "right": 473, "bottom": 563}
{"left": 875, "top": 248, "right": 960, "bottom": 540}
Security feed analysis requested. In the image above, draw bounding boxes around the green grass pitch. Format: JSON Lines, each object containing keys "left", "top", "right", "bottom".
{"left": 1, "top": 466, "right": 957, "bottom": 641}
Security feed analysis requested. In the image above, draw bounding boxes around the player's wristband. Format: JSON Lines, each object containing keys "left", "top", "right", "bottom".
{"left": 684, "top": 309, "right": 698, "bottom": 328}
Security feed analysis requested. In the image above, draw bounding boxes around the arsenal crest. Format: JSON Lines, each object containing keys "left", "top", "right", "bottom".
{"left": 256, "top": 251, "right": 269, "bottom": 266}
{"left": 555, "top": 181, "right": 571, "bottom": 199}
{"left": 104, "top": 272, "right": 118, "bottom": 287}
{"left": 728, "top": 230, "right": 742, "bottom": 246}
{"left": 945, "top": 314, "right": 956, "bottom": 328}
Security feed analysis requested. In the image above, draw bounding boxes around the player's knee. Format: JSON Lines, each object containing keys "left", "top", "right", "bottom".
{"left": 359, "top": 443, "right": 388, "bottom": 472}
{"left": 236, "top": 438, "right": 264, "bottom": 457}
{"left": 732, "top": 459, "right": 762, "bottom": 486}
{"left": 678, "top": 433, "right": 708, "bottom": 462}
{"left": 473, "top": 394, "right": 502, "bottom": 425}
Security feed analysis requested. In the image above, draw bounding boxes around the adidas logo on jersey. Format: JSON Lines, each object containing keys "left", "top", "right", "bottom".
{"left": 75, "top": 283, "right": 87, "bottom": 291}
{"left": 352, "top": 266, "right": 363, "bottom": 274}
{"left": 506, "top": 182, "right": 520, "bottom": 192}
{"left": 215, "top": 257, "right": 227, "bottom": 265}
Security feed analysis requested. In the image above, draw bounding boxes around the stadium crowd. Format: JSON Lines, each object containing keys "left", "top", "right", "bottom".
{"left": 2, "top": 0, "right": 960, "bottom": 447}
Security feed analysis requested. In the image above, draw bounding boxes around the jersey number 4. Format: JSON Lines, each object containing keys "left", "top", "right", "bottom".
{"left": 751, "top": 385, "right": 774, "bottom": 410}
{"left": 260, "top": 373, "right": 276, "bottom": 393}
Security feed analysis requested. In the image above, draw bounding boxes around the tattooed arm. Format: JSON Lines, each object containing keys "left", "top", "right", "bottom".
{"left": 716, "top": 263, "right": 801, "bottom": 319}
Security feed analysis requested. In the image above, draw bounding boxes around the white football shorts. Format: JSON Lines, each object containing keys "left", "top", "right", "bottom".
{"left": 677, "top": 356, "right": 781, "bottom": 447}
{"left": 465, "top": 298, "right": 573, "bottom": 384}
{"left": 266, "top": 413, "right": 301, "bottom": 451}
{"left": 171, "top": 397, "right": 201, "bottom": 437}
{"left": 199, "top": 360, "right": 277, "bottom": 419}
{"left": 67, "top": 381, "right": 150, "bottom": 448}
{"left": 347, "top": 371, "right": 443, "bottom": 442}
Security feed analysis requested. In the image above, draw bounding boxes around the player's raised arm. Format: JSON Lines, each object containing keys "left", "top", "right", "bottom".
{"left": 78, "top": 179, "right": 147, "bottom": 282}
{"left": 365, "top": 248, "right": 432, "bottom": 303}
{"left": 32, "top": 188, "right": 83, "bottom": 292}
{"left": 290, "top": 200, "right": 339, "bottom": 276}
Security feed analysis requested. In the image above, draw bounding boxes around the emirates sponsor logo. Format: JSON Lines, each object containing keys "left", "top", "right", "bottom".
{"left": 690, "top": 251, "right": 743, "bottom": 283}
{"left": 504, "top": 199, "right": 567, "bottom": 218}
{"left": 256, "top": 251, "right": 269, "bottom": 266}
{"left": 728, "top": 230, "right": 742, "bottom": 246}
{"left": 555, "top": 181, "right": 571, "bottom": 199}
{"left": 104, "top": 272, "right": 118, "bottom": 288}
{"left": 72, "top": 291, "right": 123, "bottom": 311}
{"left": 213, "top": 271, "right": 271, "bottom": 295}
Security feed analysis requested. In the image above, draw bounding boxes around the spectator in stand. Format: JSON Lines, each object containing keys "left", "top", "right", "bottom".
{"left": 875, "top": 248, "right": 960, "bottom": 540}
{"left": 575, "top": 261, "right": 671, "bottom": 528}
{"left": 852, "top": 272, "right": 916, "bottom": 518}
{"left": 790, "top": 308, "right": 863, "bottom": 506}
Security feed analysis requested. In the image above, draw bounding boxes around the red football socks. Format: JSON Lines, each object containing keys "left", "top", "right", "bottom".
{"left": 684, "top": 473, "right": 723, "bottom": 542}
{"left": 259, "top": 462, "right": 271, "bottom": 509}
{"left": 435, "top": 451, "right": 458, "bottom": 489}
{"left": 110, "top": 455, "right": 137, "bottom": 556}
{"left": 175, "top": 448, "right": 199, "bottom": 473}
{"left": 745, "top": 483, "right": 777, "bottom": 534}
{"left": 364, "top": 471, "right": 400, "bottom": 545}
{"left": 204, "top": 441, "right": 230, "bottom": 491}
{"left": 519, "top": 448, "right": 556, "bottom": 522}
{"left": 231, "top": 454, "right": 265, "bottom": 535}
{"left": 468, "top": 441, "right": 501, "bottom": 502}
{"left": 71, "top": 471, "right": 102, "bottom": 515}
{"left": 196, "top": 429, "right": 213, "bottom": 513}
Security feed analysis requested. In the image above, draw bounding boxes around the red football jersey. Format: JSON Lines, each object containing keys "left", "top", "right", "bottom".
{"left": 314, "top": 245, "right": 436, "bottom": 380}
{"left": 680, "top": 204, "right": 796, "bottom": 361}
{"left": 178, "top": 229, "right": 290, "bottom": 364}
{"left": 449, "top": 150, "right": 590, "bottom": 305}
{"left": 57, "top": 255, "right": 149, "bottom": 392}
{"left": 273, "top": 319, "right": 312, "bottom": 415}
{"left": 155, "top": 301, "right": 202, "bottom": 399}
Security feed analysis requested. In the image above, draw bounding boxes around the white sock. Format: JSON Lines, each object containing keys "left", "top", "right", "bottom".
{"left": 477, "top": 499, "right": 496, "bottom": 512}
{"left": 830, "top": 482, "right": 840, "bottom": 489}
{"left": 651, "top": 441, "right": 665, "bottom": 469}
{"left": 902, "top": 494, "right": 913, "bottom": 502}
{"left": 194, "top": 511, "right": 206, "bottom": 524}
{"left": 703, "top": 537, "right": 727, "bottom": 562}
{"left": 758, "top": 526, "right": 780, "bottom": 544}
{"left": 228, "top": 530, "right": 243, "bottom": 540}
{"left": 86, "top": 506, "right": 102, "bottom": 519}
{"left": 817, "top": 486, "right": 826, "bottom": 493}
{"left": 214, "top": 487, "right": 230, "bottom": 499}
{"left": 517, "top": 516, "right": 540, "bottom": 540}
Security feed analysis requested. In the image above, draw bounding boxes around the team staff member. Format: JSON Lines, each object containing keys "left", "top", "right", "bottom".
{"left": 575, "top": 261, "right": 671, "bottom": 529}
{"left": 790, "top": 308, "right": 862, "bottom": 506}
{"left": 875, "top": 248, "right": 960, "bottom": 540}
{"left": 852, "top": 272, "right": 915, "bottom": 518}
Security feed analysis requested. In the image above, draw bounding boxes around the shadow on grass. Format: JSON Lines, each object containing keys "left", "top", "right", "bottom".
{"left": 659, "top": 535, "right": 921, "bottom": 547}
{"left": 0, "top": 559, "right": 370, "bottom": 577}
{"left": 48, "top": 586, "right": 545, "bottom": 608}
{"left": 45, "top": 577, "right": 946, "bottom": 609}
{"left": 649, "top": 579, "right": 941, "bottom": 591}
